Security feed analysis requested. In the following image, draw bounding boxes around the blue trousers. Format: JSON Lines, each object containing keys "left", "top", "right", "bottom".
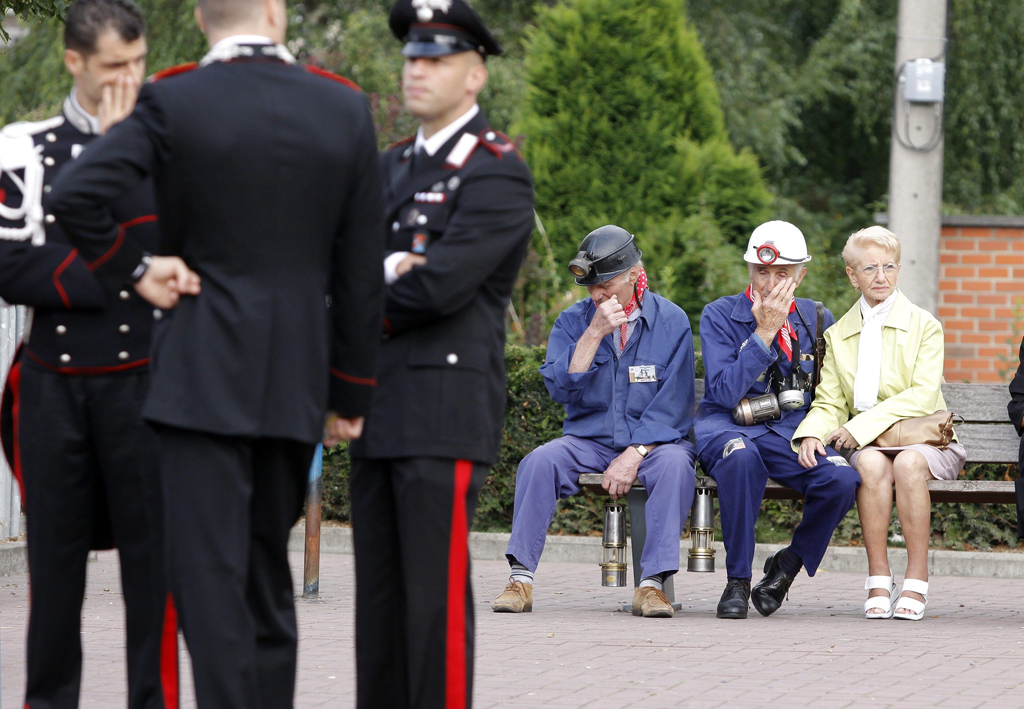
{"left": 699, "top": 430, "right": 859, "bottom": 578}
{"left": 505, "top": 435, "right": 697, "bottom": 579}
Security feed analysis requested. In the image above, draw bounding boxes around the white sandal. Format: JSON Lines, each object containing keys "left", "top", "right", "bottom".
{"left": 863, "top": 575, "right": 899, "bottom": 619}
{"left": 893, "top": 579, "right": 929, "bottom": 621}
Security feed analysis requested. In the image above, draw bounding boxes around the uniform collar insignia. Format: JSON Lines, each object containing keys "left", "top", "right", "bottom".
{"left": 413, "top": 0, "right": 453, "bottom": 22}
{"left": 444, "top": 132, "right": 479, "bottom": 168}
{"left": 200, "top": 42, "right": 296, "bottom": 67}
{"left": 63, "top": 90, "right": 100, "bottom": 136}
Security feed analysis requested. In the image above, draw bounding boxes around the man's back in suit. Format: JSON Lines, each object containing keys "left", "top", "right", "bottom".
{"left": 49, "top": 3, "right": 385, "bottom": 704}
{"left": 51, "top": 54, "right": 384, "bottom": 441}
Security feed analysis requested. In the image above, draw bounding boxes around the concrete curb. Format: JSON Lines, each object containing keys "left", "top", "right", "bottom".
{"left": 288, "top": 525, "right": 1024, "bottom": 579}
{"left": 0, "top": 541, "right": 27, "bottom": 576}
{"left": 6, "top": 527, "right": 1018, "bottom": 578}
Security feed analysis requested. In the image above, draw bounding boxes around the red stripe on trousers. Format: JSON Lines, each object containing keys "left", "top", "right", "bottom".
{"left": 9, "top": 361, "right": 24, "bottom": 503}
{"left": 445, "top": 460, "right": 473, "bottom": 709}
{"left": 160, "top": 593, "right": 180, "bottom": 709}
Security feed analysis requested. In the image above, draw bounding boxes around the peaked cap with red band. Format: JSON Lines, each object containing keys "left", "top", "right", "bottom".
{"left": 389, "top": 0, "right": 503, "bottom": 58}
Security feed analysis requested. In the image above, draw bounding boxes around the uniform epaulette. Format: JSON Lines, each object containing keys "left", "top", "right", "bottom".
{"left": 304, "top": 65, "right": 362, "bottom": 92}
{"left": 0, "top": 115, "right": 65, "bottom": 140}
{"left": 387, "top": 135, "right": 415, "bottom": 152}
{"left": 148, "top": 63, "right": 199, "bottom": 83}
{"left": 479, "top": 129, "right": 522, "bottom": 160}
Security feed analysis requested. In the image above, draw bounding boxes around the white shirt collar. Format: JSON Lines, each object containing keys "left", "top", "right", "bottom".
{"left": 415, "top": 104, "right": 479, "bottom": 157}
{"left": 66, "top": 88, "right": 100, "bottom": 135}
{"left": 201, "top": 35, "right": 295, "bottom": 67}
{"left": 210, "top": 35, "right": 274, "bottom": 53}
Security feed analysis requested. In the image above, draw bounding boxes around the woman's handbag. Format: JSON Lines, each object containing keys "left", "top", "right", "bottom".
{"left": 872, "top": 410, "right": 958, "bottom": 449}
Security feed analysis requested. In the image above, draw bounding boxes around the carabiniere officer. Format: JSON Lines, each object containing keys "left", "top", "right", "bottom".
{"left": 0, "top": 1, "right": 175, "bottom": 707}
{"left": 347, "top": 0, "right": 535, "bottom": 707}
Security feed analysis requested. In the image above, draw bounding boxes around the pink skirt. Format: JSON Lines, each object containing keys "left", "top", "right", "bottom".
{"left": 846, "top": 442, "right": 967, "bottom": 481}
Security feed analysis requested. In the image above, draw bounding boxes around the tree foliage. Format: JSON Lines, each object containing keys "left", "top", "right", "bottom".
{"left": 1, "top": 1, "right": 70, "bottom": 43}
{"left": 517, "top": 0, "right": 772, "bottom": 333}
{"left": 0, "top": 0, "right": 204, "bottom": 124}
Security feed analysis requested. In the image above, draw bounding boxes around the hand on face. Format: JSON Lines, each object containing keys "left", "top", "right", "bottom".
{"left": 587, "top": 295, "right": 627, "bottom": 338}
{"left": 98, "top": 74, "right": 140, "bottom": 135}
{"left": 751, "top": 277, "right": 797, "bottom": 335}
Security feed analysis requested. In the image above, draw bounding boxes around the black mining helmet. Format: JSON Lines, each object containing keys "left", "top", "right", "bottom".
{"left": 568, "top": 225, "right": 643, "bottom": 286}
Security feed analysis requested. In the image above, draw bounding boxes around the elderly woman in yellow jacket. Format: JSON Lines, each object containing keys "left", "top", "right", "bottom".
{"left": 793, "top": 226, "right": 965, "bottom": 621}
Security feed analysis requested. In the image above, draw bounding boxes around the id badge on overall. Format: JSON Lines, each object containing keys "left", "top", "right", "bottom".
{"left": 628, "top": 365, "right": 657, "bottom": 383}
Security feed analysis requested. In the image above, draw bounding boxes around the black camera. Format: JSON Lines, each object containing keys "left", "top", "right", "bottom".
{"left": 731, "top": 369, "right": 809, "bottom": 426}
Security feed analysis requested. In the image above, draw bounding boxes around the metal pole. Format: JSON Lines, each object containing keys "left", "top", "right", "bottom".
{"left": 302, "top": 444, "right": 323, "bottom": 599}
{"left": 888, "top": 0, "right": 948, "bottom": 315}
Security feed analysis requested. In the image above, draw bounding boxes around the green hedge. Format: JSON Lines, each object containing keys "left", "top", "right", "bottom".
{"left": 323, "top": 343, "right": 1022, "bottom": 550}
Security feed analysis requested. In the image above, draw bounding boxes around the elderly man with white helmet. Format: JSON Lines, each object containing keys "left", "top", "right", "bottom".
{"left": 696, "top": 221, "right": 860, "bottom": 619}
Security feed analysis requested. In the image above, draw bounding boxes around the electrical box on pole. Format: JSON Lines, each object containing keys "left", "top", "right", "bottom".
{"left": 887, "top": 0, "right": 948, "bottom": 316}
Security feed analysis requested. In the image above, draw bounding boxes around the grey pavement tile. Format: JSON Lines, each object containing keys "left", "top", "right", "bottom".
{"left": 5, "top": 552, "right": 1024, "bottom": 707}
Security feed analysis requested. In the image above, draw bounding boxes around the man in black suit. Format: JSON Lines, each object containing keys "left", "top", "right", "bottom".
{"left": 0, "top": 1, "right": 177, "bottom": 706}
{"left": 48, "top": 0, "right": 385, "bottom": 706}
{"left": 347, "top": 1, "right": 534, "bottom": 706}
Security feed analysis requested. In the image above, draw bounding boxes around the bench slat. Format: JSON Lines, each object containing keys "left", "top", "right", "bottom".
{"left": 942, "top": 382, "right": 1014, "bottom": 423}
{"left": 956, "top": 424, "right": 1020, "bottom": 463}
{"left": 578, "top": 474, "right": 1018, "bottom": 503}
{"left": 694, "top": 379, "right": 1016, "bottom": 425}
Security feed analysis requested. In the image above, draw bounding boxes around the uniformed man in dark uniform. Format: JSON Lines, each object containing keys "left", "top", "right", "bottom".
{"left": 0, "top": 1, "right": 178, "bottom": 707}
{"left": 348, "top": 1, "right": 534, "bottom": 706}
{"left": 47, "top": 0, "right": 385, "bottom": 706}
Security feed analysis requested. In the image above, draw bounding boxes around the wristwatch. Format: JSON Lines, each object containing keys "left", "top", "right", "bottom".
{"left": 632, "top": 444, "right": 650, "bottom": 458}
{"left": 129, "top": 253, "right": 153, "bottom": 283}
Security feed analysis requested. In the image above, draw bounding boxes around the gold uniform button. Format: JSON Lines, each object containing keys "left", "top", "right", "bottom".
{"left": 119, "top": 290, "right": 130, "bottom": 301}
{"left": 118, "top": 351, "right": 130, "bottom": 361}
{"left": 118, "top": 324, "right": 130, "bottom": 334}
{"left": 60, "top": 354, "right": 71, "bottom": 364}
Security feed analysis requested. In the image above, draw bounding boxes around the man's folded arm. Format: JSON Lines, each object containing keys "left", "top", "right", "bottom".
{"left": 48, "top": 87, "right": 166, "bottom": 289}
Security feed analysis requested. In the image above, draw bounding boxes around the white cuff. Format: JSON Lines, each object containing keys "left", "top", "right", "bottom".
{"left": 384, "top": 251, "right": 411, "bottom": 286}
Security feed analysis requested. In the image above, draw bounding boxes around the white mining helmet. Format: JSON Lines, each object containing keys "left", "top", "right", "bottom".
{"left": 743, "top": 220, "right": 812, "bottom": 266}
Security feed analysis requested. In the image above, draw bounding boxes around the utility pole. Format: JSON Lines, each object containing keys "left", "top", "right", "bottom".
{"left": 888, "top": 0, "right": 948, "bottom": 315}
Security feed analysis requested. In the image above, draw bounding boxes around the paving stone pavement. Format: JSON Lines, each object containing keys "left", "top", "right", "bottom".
{"left": 2, "top": 550, "right": 1023, "bottom": 708}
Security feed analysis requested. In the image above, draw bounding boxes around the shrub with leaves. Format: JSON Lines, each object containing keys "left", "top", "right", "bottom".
{"left": 516, "top": 0, "right": 772, "bottom": 334}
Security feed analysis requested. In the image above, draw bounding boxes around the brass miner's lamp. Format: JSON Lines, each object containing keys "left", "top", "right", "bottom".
{"left": 600, "top": 502, "right": 628, "bottom": 586}
{"left": 687, "top": 483, "right": 716, "bottom": 572}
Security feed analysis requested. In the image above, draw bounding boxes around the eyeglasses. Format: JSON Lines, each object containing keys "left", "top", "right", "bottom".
{"left": 856, "top": 263, "right": 899, "bottom": 277}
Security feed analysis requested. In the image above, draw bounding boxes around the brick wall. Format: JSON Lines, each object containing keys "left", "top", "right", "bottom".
{"left": 938, "top": 216, "right": 1024, "bottom": 383}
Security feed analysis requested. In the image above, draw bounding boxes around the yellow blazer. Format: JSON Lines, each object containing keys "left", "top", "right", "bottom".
{"left": 792, "top": 290, "right": 951, "bottom": 450}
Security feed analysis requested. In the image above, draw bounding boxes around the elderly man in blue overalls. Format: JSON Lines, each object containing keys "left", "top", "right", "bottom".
{"left": 492, "top": 225, "right": 697, "bottom": 618}
{"left": 697, "top": 221, "right": 860, "bottom": 619}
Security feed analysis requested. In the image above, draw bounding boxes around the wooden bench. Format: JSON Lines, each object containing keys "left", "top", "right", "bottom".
{"left": 580, "top": 380, "right": 1022, "bottom": 599}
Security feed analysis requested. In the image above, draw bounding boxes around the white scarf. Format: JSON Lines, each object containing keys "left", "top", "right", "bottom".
{"left": 853, "top": 290, "right": 898, "bottom": 412}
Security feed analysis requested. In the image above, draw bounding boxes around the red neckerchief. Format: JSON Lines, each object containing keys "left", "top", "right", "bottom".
{"left": 744, "top": 284, "right": 797, "bottom": 360}
{"left": 621, "top": 269, "right": 648, "bottom": 349}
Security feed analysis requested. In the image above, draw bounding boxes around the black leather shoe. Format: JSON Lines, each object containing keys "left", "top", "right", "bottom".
{"left": 716, "top": 577, "right": 751, "bottom": 619}
{"left": 751, "top": 548, "right": 795, "bottom": 617}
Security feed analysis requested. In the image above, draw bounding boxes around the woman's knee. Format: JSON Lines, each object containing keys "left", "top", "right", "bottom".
{"left": 854, "top": 450, "right": 893, "bottom": 488}
{"left": 892, "top": 450, "right": 931, "bottom": 487}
